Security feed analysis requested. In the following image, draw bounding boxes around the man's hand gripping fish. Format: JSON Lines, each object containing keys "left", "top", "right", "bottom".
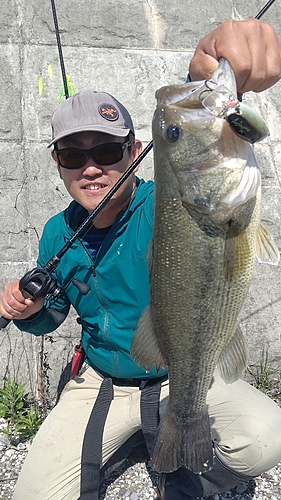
{"left": 131, "top": 59, "right": 280, "bottom": 475}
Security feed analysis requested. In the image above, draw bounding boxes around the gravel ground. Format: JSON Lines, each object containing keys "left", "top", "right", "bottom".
{"left": 1, "top": 381, "right": 281, "bottom": 500}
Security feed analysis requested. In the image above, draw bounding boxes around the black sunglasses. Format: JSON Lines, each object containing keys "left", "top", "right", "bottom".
{"left": 55, "top": 140, "right": 132, "bottom": 170}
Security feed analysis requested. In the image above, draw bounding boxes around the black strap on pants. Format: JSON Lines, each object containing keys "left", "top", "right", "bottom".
{"left": 78, "top": 375, "right": 166, "bottom": 500}
{"left": 78, "top": 377, "right": 113, "bottom": 500}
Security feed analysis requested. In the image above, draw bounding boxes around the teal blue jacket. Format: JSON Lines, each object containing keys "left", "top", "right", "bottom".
{"left": 15, "top": 177, "right": 167, "bottom": 380}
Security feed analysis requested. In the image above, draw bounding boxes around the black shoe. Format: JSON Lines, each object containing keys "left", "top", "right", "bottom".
{"left": 156, "top": 472, "right": 196, "bottom": 500}
{"left": 128, "top": 441, "right": 149, "bottom": 462}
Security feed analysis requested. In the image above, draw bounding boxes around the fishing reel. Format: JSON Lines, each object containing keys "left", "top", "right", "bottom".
{"left": 0, "top": 263, "right": 91, "bottom": 329}
{"left": 19, "top": 267, "right": 60, "bottom": 301}
{"left": 0, "top": 265, "right": 60, "bottom": 329}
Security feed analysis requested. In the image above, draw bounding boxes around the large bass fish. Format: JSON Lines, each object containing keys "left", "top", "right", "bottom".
{"left": 131, "top": 59, "right": 279, "bottom": 474}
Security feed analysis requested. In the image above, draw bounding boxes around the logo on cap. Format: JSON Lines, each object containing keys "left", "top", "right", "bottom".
{"left": 98, "top": 104, "right": 119, "bottom": 121}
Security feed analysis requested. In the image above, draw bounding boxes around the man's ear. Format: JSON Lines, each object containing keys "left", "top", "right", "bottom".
{"left": 51, "top": 150, "right": 62, "bottom": 179}
{"left": 131, "top": 139, "right": 143, "bottom": 172}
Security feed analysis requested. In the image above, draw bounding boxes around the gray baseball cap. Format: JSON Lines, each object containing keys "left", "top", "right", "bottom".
{"left": 48, "top": 90, "right": 135, "bottom": 147}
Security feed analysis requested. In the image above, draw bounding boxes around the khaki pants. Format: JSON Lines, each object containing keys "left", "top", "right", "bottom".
{"left": 13, "top": 365, "right": 281, "bottom": 500}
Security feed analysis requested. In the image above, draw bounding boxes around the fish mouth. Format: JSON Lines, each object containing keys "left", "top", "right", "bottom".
{"left": 156, "top": 82, "right": 206, "bottom": 107}
{"left": 156, "top": 58, "right": 237, "bottom": 108}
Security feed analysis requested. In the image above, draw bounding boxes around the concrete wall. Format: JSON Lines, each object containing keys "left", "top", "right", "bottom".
{"left": 0, "top": 0, "right": 280, "bottom": 398}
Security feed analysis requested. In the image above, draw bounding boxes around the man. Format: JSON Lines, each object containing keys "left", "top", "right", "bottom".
{"left": 1, "top": 19, "right": 281, "bottom": 500}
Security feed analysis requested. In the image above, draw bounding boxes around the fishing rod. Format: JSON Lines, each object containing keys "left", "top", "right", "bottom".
{"left": 0, "top": 0, "right": 276, "bottom": 328}
{"left": 50, "top": 0, "right": 69, "bottom": 99}
{"left": 256, "top": 0, "right": 276, "bottom": 19}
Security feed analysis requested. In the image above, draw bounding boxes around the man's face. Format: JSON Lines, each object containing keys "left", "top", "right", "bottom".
{"left": 52, "top": 131, "right": 142, "bottom": 228}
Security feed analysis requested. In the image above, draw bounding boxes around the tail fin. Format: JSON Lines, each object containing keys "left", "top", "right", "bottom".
{"left": 152, "top": 409, "right": 213, "bottom": 474}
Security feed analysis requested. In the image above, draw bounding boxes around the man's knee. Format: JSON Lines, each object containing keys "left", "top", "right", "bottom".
{"left": 215, "top": 406, "right": 281, "bottom": 476}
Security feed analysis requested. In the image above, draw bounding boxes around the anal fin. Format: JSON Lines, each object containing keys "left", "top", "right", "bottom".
{"left": 217, "top": 324, "right": 247, "bottom": 384}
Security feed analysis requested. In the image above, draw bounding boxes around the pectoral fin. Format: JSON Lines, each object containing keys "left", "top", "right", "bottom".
{"left": 217, "top": 324, "right": 247, "bottom": 383}
{"left": 256, "top": 223, "right": 280, "bottom": 265}
{"left": 130, "top": 307, "right": 166, "bottom": 372}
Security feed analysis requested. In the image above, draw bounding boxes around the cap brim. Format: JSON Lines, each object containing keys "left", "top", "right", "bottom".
{"left": 47, "top": 125, "right": 131, "bottom": 148}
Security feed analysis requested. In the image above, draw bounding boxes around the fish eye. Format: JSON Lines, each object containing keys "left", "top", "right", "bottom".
{"left": 166, "top": 125, "right": 180, "bottom": 142}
